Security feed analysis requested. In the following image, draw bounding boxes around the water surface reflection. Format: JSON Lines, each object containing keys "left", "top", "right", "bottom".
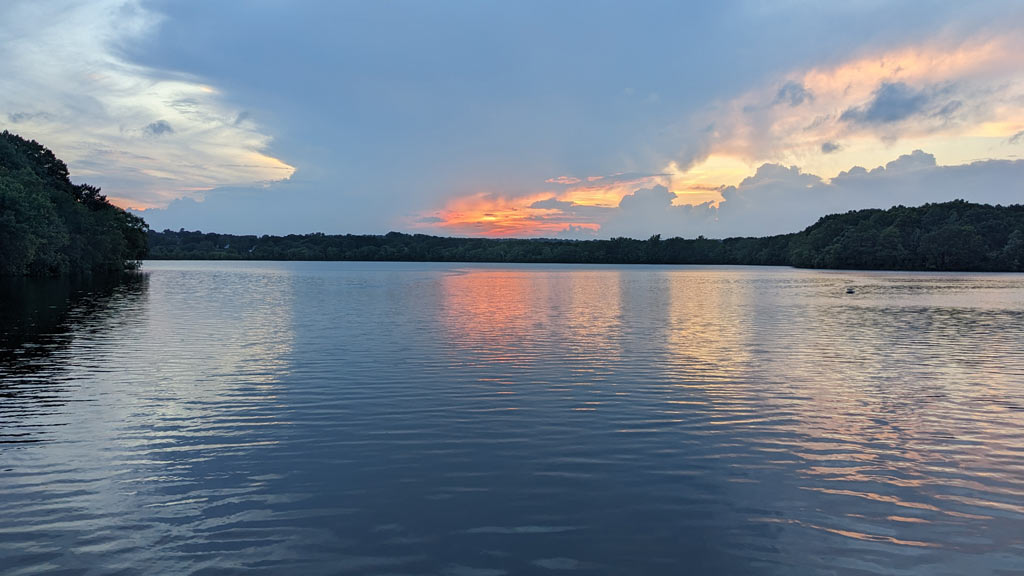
{"left": 1, "top": 262, "right": 1022, "bottom": 575}
{"left": 1, "top": 273, "right": 148, "bottom": 444}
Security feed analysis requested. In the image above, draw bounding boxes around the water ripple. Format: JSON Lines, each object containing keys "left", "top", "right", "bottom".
{"left": 1, "top": 263, "right": 1022, "bottom": 575}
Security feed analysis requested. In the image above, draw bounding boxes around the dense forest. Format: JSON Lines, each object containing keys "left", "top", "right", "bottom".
{"left": 149, "top": 200, "right": 1024, "bottom": 271}
{"left": 0, "top": 132, "right": 148, "bottom": 276}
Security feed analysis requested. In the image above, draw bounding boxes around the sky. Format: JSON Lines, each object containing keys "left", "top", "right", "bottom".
{"left": 2, "top": 0, "right": 1023, "bottom": 238}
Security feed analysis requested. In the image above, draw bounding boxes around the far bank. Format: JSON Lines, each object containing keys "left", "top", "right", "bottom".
{"left": 146, "top": 200, "right": 1024, "bottom": 272}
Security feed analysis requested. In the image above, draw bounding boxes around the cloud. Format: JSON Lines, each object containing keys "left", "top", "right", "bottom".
{"left": 415, "top": 216, "right": 444, "bottom": 224}
{"left": 821, "top": 141, "right": 841, "bottom": 154}
{"left": 400, "top": 150, "right": 1024, "bottom": 240}
{"left": 10, "top": 2, "right": 1023, "bottom": 235}
{"left": 775, "top": 81, "right": 813, "bottom": 106}
{"left": 529, "top": 197, "right": 576, "bottom": 210}
{"left": 617, "top": 185, "right": 676, "bottom": 211}
{"left": 7, "top": 111, "right": 53, "bottom": 124}
{"left": 696, "top": 164, "right": 827, "bottom": 237}
{"left": 686, "top": 153, "right": 1021, "bottom": 238}
{"left": 840, "top": 81, "right": 930, "bottom": 124}
{"left": 1010, "top": 130, "right": 1024, "bottom": 145}
{"left": 932, "top": 99, "right": 963, "bottom": 119}
{"left": 545, "top": 176, "right": 581, "bottom": 185}
{"left": 873, "top": 149, "right": 936, "bottom": 173}
{"left": 578, "top": 172, "right": 669, "bottom": 185}
{"left": 598, "top": 185, "right": 688, "bottom": 238}
{"left": 555, "top": 224, "right": 600, "bottom": 238}
{"left": 0, "top": 0, "right": 294, "bottom": 208}
{"left": 674, "top": 33, "right": 1024, "bottom": 179}
{"left": 144, "top": 119, "right": 174, "bottom": 136}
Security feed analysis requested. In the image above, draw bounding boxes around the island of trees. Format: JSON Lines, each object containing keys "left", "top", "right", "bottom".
{"left": 149, "top": 200, "right": 1024, "bottom": 272}
{"left": 0, "top": 132, "right": 148, "bottom": 276}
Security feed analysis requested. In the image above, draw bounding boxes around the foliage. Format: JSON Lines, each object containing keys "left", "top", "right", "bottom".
{"left": 148, "top": 200, "right": 1024, "bottom": 271}
{"left": 787, "top": 201, "right": 1024, "bottom": 271}
{"left": 0, "top": 131, "right": 148, "bottom": 276}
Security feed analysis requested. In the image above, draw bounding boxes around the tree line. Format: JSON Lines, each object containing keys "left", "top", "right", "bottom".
{"left": 149, "top": 200, "right": 1024, "bottom": 271}
{"left": 0, "top": 132, "right": 148, "bottom": 276}
{"left": 3, "top": 131, "right": 1020, "bottom": 273}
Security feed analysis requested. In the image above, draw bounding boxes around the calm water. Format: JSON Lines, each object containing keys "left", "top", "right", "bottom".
{"left": 2, "top": 262, "right": 1023, "bottom": 575}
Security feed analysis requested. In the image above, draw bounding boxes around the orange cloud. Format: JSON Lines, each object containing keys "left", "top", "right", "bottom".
{"left": 416, "top": 33, "right": 1024, "bottom": 238}
{"left": 691, "top": 32, "right": 1024, "bottom": 176}
{"left": 415, "top": 169, "right": 731, "bottom": 237}
{"left": 420, "top": 171, "right": 688, "bottom": 236}
{"left": 418, "top": 191, "right": 601, "bottom": 237}
{"left": 559, "top": 173, "right": 665, "bottom": 207}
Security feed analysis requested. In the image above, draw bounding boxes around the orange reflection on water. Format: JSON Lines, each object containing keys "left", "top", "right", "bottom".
{"left": 433, "top": 266, "right": 1024, "bottom": 554}
{"left": 437, "top": 267, "right": 626, "bottom": 369}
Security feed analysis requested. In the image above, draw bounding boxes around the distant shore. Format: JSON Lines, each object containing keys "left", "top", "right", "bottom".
{"left": 146, "top": 200, "right": 1024, "bottom": 273}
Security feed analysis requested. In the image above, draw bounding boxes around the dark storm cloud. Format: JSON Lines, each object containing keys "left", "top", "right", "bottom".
{"left": 821, "top": 141, "right": 841, "bottom": 154}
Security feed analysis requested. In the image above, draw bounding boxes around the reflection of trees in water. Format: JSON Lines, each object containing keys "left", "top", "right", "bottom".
{"left": 0, "top": 273, "right": 148, "bottom": 443}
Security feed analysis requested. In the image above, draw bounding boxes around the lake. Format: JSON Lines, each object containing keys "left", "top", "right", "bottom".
{"left": 2, "top": 261, "right": 1023, "bottom": 575}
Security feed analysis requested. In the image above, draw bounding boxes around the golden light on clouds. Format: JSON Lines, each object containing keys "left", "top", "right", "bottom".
{"left": 559, "top": 174, "right": 666, "bottom": 207}
{"left": 698, "top": 32, "right": 1024, "bottom": 175}
{"left": 0, "top": 0, "right": 296, "bottom": 210}
{"left": 416, "top": 31, "right": 1024, "bottom": 237}
{"left": 665, "top": 155, "right": 749, "bottom": 206}
{"left": 5, "top": 1, "right": 1019, "bottom": 235}
{"left": 425, "top": 191, "right": 600, "bottom": 237}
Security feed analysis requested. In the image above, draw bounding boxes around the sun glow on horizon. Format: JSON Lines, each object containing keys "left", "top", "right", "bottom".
{"left": 411, "top": 31, "right": 1024, "bottom": 238}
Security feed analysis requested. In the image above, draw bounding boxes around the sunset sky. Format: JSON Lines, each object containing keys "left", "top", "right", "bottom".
{"left": 2, "top": 1, "right": 1023, "bottom": 238}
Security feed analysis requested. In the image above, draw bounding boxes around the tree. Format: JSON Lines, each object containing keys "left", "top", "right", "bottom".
{"left": 0, "top": 131, "right": 149, "bottom": 276}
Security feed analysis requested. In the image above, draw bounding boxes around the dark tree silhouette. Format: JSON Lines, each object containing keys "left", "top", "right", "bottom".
{"left": 147, "top": 200, "right": 1024, "bottom": 272}
{"left": 0, "top": 131, "right": 149, "bottom": 276}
